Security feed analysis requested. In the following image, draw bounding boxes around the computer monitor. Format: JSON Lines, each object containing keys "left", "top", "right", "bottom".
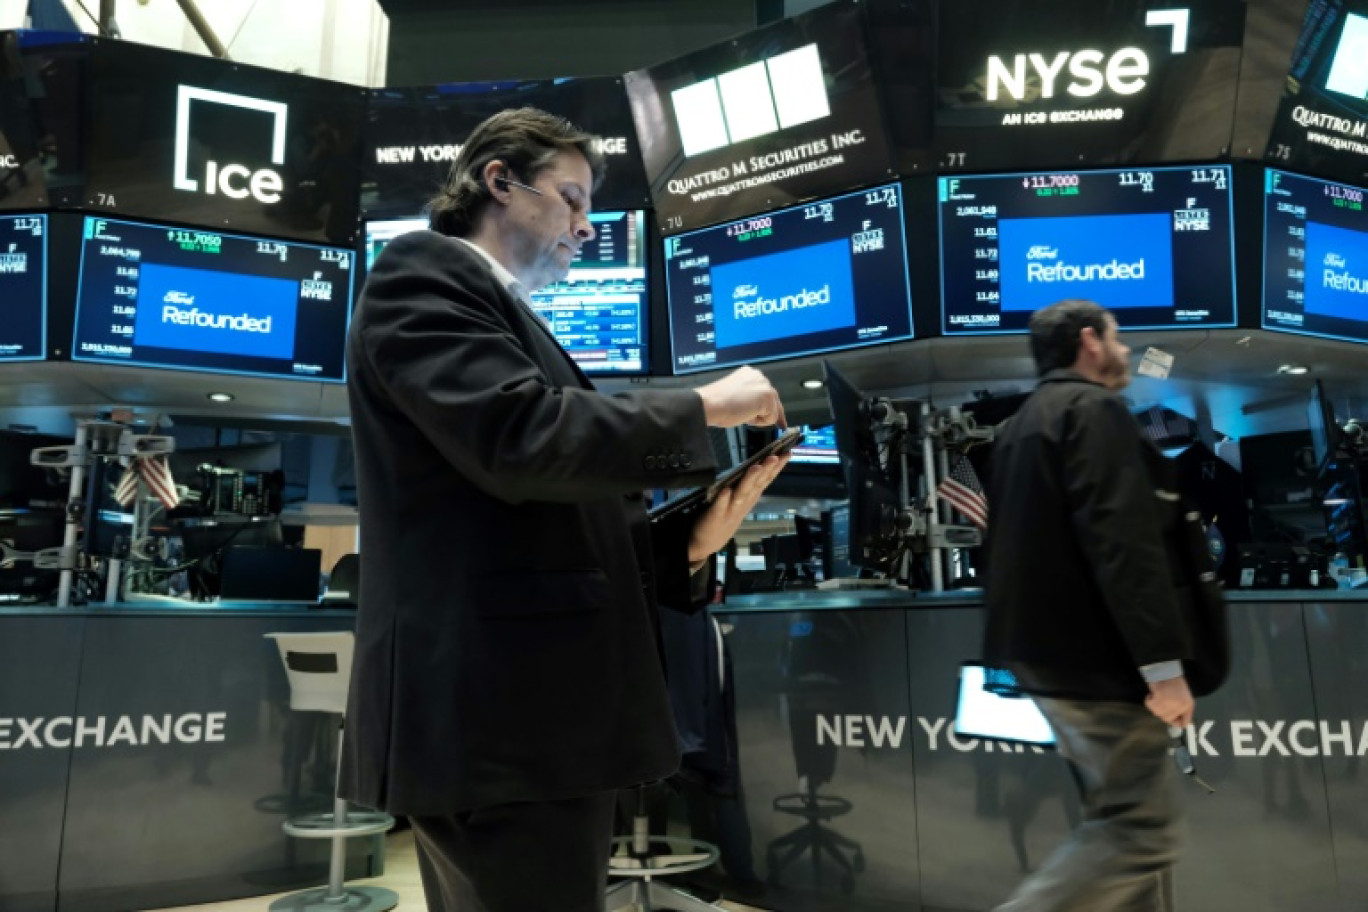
{"left": 173, "top": 515, "right": 283, "bottom": 599}
{"left": 939, "top": 165, "right": 1236, "bottom": 333}
{"left": 1309, "top": 379, "right": 1341, "bottom": 470}
{"left": 824, "top": 361, "right": 905, "bottom": 575}
{"left": 72, "top": 217, "right": 355, "bottom": 382}
{"left": 664, "top": 183, "right": 913, "bottom": 374}
{"left": 0, "top": 214, "right": 47, "bottom": 362}
{"left": 363, "top": 210, "right": 651, "bottom": 373}
{"left": 1264, "top": 168, "right": 1368, "bottom": 345}
{"left": 790, "top": 424, "right": 839, "bottom": 465}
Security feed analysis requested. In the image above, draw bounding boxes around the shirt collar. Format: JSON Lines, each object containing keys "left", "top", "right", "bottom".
{"left": 452, "top": 236, "right": 529, "bottom": 303}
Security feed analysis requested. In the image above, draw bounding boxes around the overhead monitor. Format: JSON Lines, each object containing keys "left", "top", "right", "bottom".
{"left": 939, "top": 165, "right": 1237, "bottom": 334}
{"left": 1263, "top": 2, "right": 1368, "bottom": 185}
{"left": 83, "top": 39, "right": 365, "bottom": 245}
{"left": 936, "top": 0, "right": 1245, "bottom": 172}
{"left": 1263, "top": 168, "right": 1368, "bottom": 345}
{"left": 72, "top": 217, "right": 354, "bottom": 382}
{"left": 624, "top": 0, "right": 895, "bottom": 235}
{"left": 362, "top": 77, "right": 649, "bottom": 217}
{"left": 0, "top": 214, "right": 46, "bottom": 361}
{"left": 362, "top": 210, "right": 651, "bottom": 374}
{"left": 665, "top": 182, "right": 912, "bottom": 375}
{"left": 0, "top": 32, "right": 86, "bottom": 211}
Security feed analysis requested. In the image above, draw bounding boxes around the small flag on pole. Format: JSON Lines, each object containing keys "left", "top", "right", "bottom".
{"left": 113, "top": 456, "right": 180, "bottom": 510}
{"left": 937, "top": 454, "right": 988, "bottom": 530}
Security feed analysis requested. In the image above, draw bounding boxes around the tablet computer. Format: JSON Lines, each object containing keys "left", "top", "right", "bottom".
{"left": 953, "top": 662, "right": 1056, "bottom": 746}
{"left": 650, "top": 428, "right": 804, "bottom": 523}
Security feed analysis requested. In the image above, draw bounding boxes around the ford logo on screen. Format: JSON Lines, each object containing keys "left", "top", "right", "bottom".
{"left": 711, "top": 239, "right": 857, "bottom": 348}
{"left": 1306, "top": 222, "right": 1368, "bottom": 317}
{"left": 997, "top": 213, "right": 1174, "bottom": 313}
{"left": 133, "top": 262, "right": 297, "bottom": 359}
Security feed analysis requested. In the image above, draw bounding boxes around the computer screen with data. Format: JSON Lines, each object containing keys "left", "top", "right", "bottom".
{"left": 72, "top": 217, "right": 354, "bottom": 381}
{"left": 665, "top": 182, "right": 912, "bottom": 374}
{"left": 939, "top": 165, "right": 1236, "bottom": 334}
{"left": 363, "top": 210, "right": 650, "bottom": 373}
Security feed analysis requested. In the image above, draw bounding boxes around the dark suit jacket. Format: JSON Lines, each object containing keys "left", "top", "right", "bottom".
{"left": 339, "top": 231, "right": 718, "bottom": 815}
{"left": 982, "top": 370, "right": 1189, "bottom": 702}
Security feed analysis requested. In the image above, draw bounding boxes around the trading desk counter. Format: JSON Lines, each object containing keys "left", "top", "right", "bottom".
{"left": 713, "top": 589, "right": 1368, "bottom": 912}
{"left": 0, "top": 604, "right": 374, "bottom": 912}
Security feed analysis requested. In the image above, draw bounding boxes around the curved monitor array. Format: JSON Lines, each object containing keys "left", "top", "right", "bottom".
{"left": 9, "top": 0, "right": 1368, "bottom": 390}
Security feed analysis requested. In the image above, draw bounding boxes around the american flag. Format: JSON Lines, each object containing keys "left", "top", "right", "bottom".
{"left": 937, "top": 453, "right": 988, "bottom": 530}
{"left": 113, "top": 456, "right": 180, "bottom": 510}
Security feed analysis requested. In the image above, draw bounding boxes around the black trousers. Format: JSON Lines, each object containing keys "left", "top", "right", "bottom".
{"left": 409, "top": 792, "right": 617, "bottom": 912}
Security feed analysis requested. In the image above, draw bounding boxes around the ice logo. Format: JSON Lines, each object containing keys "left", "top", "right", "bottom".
{"left": 1026, "top": 246, "right": 1059, "bottom": 260}
{"left": 1325, "top": 252, "right": 1347, "bottom": 268}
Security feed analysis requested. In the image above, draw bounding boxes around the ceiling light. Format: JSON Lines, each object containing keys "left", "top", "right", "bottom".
{"left": 801, "top": 378, "right": 824, "bottom": 390}
{"left": 206, "top": 392, "right": 235, "bottom": 402}
{"left": 1277, "top": 364, "right": 1310, "bottom": 376}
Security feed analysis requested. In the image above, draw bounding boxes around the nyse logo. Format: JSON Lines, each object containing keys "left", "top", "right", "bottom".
{"left": 985, "top": 9, "right": 1190, "bottom": 102}
{"left": 0, "top": 251, "right": 26, "bottom": 274}
{"left": 672, "top": 43, "right": 830, "bottom": 157}
{"left": 300, "top": 271, "right": 333, "bottom": 301}
{"left": 174, "top": 85, "right": 287, "bottom": 204}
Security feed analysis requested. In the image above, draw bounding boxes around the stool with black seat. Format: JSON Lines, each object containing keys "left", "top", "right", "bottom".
{"left": 264, "top": 631, "right": 397, "bottom": 912}
{"left": 605, "top": 784, "right": 726, "bottom": 912}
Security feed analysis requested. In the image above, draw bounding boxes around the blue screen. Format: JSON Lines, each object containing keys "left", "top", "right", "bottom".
{"left": 1264, "top": 169, "right": 1368, "bottom": 343}
{"left": 997, "top": 213, "right": 1175, "bottom": 313}
{"left": 73, "top": 217, "right": 354, "bottom": 381}
{"left": 940, "top": 166, "right": 1236, "bottom": 333}
{"left": 711, "top": 240, "right": 857, "bottom": 348}
{"left": 665, "top": 183, "right": 913, "bottom": 374}
{"left": 133, "top": 263, "right": 298, "bottom": 359}
{"left": 791, "top": 423, "right": 839, "bottom": 465}
{"left": 0, "top": 214, "right": 46, "bottom": 362}
{"left": 1304, "top": 222, "right": 1368, "bottom": 321}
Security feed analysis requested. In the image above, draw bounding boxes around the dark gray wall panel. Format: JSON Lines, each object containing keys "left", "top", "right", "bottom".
{"left": 1304, "top": 601, "right": 1368, "bottom": 911}
{"left": 727, "top": 609, "right": 919, "bottom": 910}
{"left": 0, "top": 616, "right": 84, "bottom": 912}
{"left": 1170, "top": 602, "right": 1338, "bottom": 912}
{"left": 56, "top": 614, "right": 361, "bottom": 912}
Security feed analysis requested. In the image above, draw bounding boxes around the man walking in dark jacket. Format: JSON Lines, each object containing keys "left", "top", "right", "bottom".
{"left": 983, "top": 298, "right": 1194, "bottom": 911}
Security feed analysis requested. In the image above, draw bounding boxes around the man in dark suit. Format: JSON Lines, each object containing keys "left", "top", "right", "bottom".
{"left": 983, "top": 299, "right": 1195, "bottom": 911}
{"left": 340, "top": 107, "right": 789, "bottom": 912}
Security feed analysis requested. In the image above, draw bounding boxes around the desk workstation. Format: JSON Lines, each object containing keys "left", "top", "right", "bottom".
{"left": 0, "top": 604, "right": 373, "bottom": 912}
{"left": 712, "top": 588, "right": 1368, "bottom": 912}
